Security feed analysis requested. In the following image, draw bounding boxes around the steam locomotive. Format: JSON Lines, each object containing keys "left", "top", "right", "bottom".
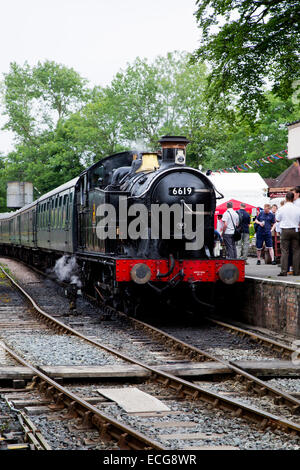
{"left": 0, "top": 136, "right": 244, "bottom": 315}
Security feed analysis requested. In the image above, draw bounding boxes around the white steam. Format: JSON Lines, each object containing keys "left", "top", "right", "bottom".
{"left": 54, "top": 255, "right": 82, "bottom": 287}
{"left": 130, "top": 138, "right": 153, "bottom": 153}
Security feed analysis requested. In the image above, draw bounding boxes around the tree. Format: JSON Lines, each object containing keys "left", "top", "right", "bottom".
{"left": 1, "top": 60, "right": 88, "bottom": 143}
{"left": 202, "top": 94, "right": 297, "bottom": 178}
{"left": 0, "top": 61, "right": 90, "bottom": 206}
{"left": 110, "top": 51, "right": 213, "bottom": 160}
{"left": 62, "top": 86, "right": 127, "bottom": 165}
{"left": 110, "top": 56, "right": 167, "bottom": 148}
{"left": 0, "top": 156, "right": 6, "bottom": 212}
{"left": 1, "top": 133, "right": 85, "bottom": 198}
{"left": 192, "top": 0, "right": 300, "bottom": 118}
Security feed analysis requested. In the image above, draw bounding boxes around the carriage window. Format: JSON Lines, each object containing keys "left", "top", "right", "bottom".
{"left": 80, "top": 174, "right": 88, "bottom": 206}
{"left": 62, "top": 195, "right": 67, "bottom": 227}
{"left": 42, "top": 204, "right": 45, "bottom": 228}
{"left": 58, "top": 196, "right": 62, "bottom": 227}
{"left": 46, "top": 201, "right": 50, "bottom": 225}
{"left": 64, "top": 195, "right": 69, "bottom": 224}
{"left": 51, "top": 199, "right": 54, "bottom": 224}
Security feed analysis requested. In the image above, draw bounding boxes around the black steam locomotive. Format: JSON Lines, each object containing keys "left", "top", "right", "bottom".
{"left": 0, "top": 136, "right": 244, "bottom": 314}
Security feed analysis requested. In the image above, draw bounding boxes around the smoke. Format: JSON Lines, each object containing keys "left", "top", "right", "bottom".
{"left": 130, "top": 138, "right": 153, "bottom": 153}
{"left": 54, "top": 255, "right": 82, "bottom": 288}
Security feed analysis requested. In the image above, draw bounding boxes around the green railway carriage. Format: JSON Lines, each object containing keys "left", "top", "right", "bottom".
{"left": 0, "top": 149, "right": 131, "bottom": 266}
{"left": 0, "top": 177, "right": 79, "bottom": 266}
{"left": 36, "top": 177, "right": 78, "bottom": 253}
{"left": 0, "top": 202, "right": 37, "bottom": 248}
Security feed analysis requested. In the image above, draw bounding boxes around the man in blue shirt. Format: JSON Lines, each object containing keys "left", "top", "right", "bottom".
{"left": 255, "top": 204, "right": 276, "bottom": 265}
{"left": 237, "top": 203, "right": 251, "bottom": 262}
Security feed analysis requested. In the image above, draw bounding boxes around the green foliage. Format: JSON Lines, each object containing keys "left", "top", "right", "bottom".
{"left": 110, "top": 52, "right": 210, "bottom": 151}
{"left": 0, "top": 53, "right": 297, "bottom": 212}
{"left": 192, "top": 0, "right": 300, "bottom": 118}
{"left": 2, "top": 134, "right": 84, "bottom": 197}
{"left": 0, "top": 60, "right": 89, "bottom": 208}
{"left": 202, "top": 94, "right": 297, "bottom": 177}
{"left": 0, "top": 156, "right": 6, "bottom": 212}
{"left": 2, "top": 60, "right": 88, "bottom": 142}
{"left": 62, "top": 87, "right": 128, "bottom": 164}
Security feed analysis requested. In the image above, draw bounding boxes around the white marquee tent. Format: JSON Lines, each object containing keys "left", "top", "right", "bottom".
{"left": 207, "top": 172, "right": 270, "bottom": 211}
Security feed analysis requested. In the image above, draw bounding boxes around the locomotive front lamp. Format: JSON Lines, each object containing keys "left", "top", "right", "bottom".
{"left": 175, "top": 149, "right": 186, "bottom": 165}
{"left": 218, "top": 264, "right": 239, "bottom": 285}
{"left": 130, "top": 263, "right": 152, "bottom": 284}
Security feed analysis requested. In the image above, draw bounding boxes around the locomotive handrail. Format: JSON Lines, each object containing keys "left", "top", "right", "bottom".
{"left": 213, "top": 185, "right": 224, "bottom": 200}
{"left": 156, "top": 253, "right": 175, "bottom": 278}
{"left": 181, "top": 200, "right": 213, "bottom": 215}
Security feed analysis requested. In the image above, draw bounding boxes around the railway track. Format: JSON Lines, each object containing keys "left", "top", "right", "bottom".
{"left": 1, "top": 260, "right": 300, "bottom": 449}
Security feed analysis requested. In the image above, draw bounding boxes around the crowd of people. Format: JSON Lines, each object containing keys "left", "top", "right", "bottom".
{"left": 216, "top": 186, "right": 300, "bottom": 277}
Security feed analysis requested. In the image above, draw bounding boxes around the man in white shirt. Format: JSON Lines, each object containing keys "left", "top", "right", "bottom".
{"left": 221, "top": 201, "right": 239, "bottom": 258}
{"left": 292, "top": 187, "right": 300, "bottom": 208}
{"left": 275, "top": 200, "right": 285, "bottom": 234}
{"left": 276, "top": 191, "right": 300, "bottom": 276}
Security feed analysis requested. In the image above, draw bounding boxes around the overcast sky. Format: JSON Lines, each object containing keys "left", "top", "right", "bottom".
{"left": 0, "top": 0, "right": 200, "bottom": 154}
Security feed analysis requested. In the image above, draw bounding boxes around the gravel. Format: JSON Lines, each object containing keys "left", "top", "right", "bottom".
{"left": 92, "top": 399, "right": 300, "bottom": 450}
{"left": 29, "top": 413, "right": 119, "bottom": 450}
{"left": 158, "top": 325, "right": 285, "bottom": 361}
{"left": 0, "top": 331, "right": 127, "bottom": 367}
{"left": 0, "top": 395, "right": 24, "bottom": 448}
{"left": 267, "top": 378, "right": 300, "bottom": 394}
{"left": 2, "top": 257, "right": 300, "bottom": 450}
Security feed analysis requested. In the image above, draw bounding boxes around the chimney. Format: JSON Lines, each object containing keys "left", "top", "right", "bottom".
{"left": 159, "top": 136, "right": 190, "bottom": 165}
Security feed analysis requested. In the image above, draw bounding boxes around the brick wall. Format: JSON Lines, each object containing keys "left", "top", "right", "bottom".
{"left": 214, "top": 278, "right": 300, "bottom": 337}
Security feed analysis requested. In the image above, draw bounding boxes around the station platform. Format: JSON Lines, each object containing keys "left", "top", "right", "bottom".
{"left": 216, "top": 256, "right": 300, "bottom": 338}
{"left": 245, "top": 257, "right": 300, "bottom": 285}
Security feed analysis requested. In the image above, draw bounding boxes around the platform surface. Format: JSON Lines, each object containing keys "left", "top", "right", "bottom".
{"left": 245, "top": 256, "right": 300, "bottom": 285}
